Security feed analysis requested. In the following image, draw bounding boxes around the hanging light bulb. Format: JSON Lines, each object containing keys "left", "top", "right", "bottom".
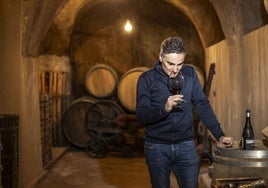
{"left": 124, "top": 20, "right": 133, "bottom": 32}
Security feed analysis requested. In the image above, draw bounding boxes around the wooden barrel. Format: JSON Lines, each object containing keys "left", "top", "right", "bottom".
{"left": 85, "top": 100, "right": 126, "bottom": 156}
{"left": 85, "top": 100, "right": 125, "bottom": 130}
{"left": 117, "top": 67, "right": 149, "bottom": 112}
{"left": 186, "top": 64, "right": 205, "bottom": 89}
{"left": 0, "top": 114, "right": 19, "bottom": 188}
{"left": 62, "top": 96, "right": 97, "bottom": 148}
{"left": 211, "top": 140, "right": 268, "bottom": 185}
{"left": 85, "top": 64, "right": 118, "bottom": 98}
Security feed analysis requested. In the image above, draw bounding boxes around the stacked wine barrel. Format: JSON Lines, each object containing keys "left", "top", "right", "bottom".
{"left": 84, "top": 64, "right": 119, "bottom": 99}
{"left": 117, "top": 67, "right": 150, "bottom": 112}
{"left": 62, "top": 63, "right": 205, "bottom": 151}
{"left": 62, "top": 96, "right": 97, "bottom": 148}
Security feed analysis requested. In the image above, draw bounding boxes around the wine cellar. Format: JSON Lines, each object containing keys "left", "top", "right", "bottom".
{"left": 1, "top": 0, "right": 268, "bottom": 187}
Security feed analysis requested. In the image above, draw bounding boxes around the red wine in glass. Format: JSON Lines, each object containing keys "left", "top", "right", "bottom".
{"left": 169, "top": 79, "right": 183, "bottom": 94}
{"left": 168, "top": 72, "right": 184, "bottom": 108}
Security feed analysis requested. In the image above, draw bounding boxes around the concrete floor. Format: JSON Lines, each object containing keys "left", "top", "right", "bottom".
{"left": 36, "top": 148, "right": 211, "bottom": 188}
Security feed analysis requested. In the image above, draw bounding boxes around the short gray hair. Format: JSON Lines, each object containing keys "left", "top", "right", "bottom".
{"left": 159, "top": 37, "right": 187, "bottom": 57}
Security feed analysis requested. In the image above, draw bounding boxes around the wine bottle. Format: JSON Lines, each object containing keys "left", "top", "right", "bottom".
{"left": 242, "top": 109, "right": 254, "bottom": 150}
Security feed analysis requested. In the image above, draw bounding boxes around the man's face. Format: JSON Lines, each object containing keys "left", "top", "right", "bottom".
{"left": 160, "top": 53, "right": 185, "bottom": 78}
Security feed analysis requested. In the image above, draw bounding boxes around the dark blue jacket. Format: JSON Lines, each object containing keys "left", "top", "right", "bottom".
{"left": 136, "top": 61, "right": 225, "bottom": 144}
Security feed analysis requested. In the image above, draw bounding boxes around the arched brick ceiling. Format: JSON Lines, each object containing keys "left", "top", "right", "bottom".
{"left": 22, "top": 0, "right": 69, "bottom": 56}
{"left": 70, "top": 0, "right": 224, "bottom": 47}
{"left": 23, "top": 0, "right": 268, "bottom": 57}
{"left": 69, "top": 0, "right": 206, "bottom": 80}
{"left": 210, "top": 0, "right": 268, "bottom": 38}
{"left": 168, "top": 0, "right": 225, "bottom": 47}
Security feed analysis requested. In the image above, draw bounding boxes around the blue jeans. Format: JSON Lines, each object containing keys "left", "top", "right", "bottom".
{"left": 144, "top": 140, "right": 200, "bottom": 188}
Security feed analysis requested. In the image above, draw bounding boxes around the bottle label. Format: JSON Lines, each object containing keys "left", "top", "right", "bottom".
{"left": 243, "top": 139, "right": 254, "bottom": 150}
{"left": 245, "top": 139, "right": 254, "bottom": 144}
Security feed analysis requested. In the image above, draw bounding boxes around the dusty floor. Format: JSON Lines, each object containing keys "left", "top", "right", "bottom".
{"left": 36, "top": 147, "right": 211, "bottom": 188}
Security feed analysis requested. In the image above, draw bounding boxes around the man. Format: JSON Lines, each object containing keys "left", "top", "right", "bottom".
{"left": 136, "top": 37, "right": 232, "bottom": 188}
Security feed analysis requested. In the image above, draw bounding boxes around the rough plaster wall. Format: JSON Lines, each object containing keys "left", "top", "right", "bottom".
{"left": 0, "top": 0, "right": 21, "bottom": 114}
{"left": 20, "top": 58, "right": 43, "bottom": 188}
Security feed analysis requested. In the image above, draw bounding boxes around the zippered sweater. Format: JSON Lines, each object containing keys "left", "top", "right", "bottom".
{"left": 136, "top": 61, "right": 225, "bottom": 144}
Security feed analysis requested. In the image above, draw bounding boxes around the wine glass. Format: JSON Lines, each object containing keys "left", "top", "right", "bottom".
{"left": 168, "top": 71, "right": 184, "bottom": 109}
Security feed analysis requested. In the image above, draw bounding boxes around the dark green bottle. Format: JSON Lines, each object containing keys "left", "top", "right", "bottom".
{"left": 242, "top": 109, "right": 254, "bottom": 150}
